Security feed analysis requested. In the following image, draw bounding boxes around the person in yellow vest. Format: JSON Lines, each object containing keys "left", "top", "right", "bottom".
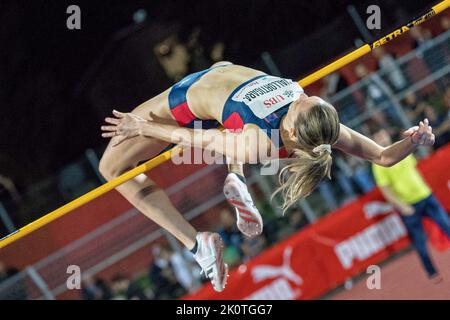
{"left": 372, "top": 128, "right": 450, "bottom": 282}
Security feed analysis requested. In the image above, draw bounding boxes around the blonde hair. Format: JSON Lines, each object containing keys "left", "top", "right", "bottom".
{"left": 273, "top": 103, "right": 340, "bottom": 212}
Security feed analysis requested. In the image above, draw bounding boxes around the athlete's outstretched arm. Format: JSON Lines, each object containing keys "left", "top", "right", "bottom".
{"left": 334, "top": 119, "right": 435, "bottom": 167}
{"left": 101, "top": 111, "right": 276, "bottom": 163}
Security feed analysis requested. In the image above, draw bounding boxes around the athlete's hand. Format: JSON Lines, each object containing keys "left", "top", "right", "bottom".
{"left": 402, "top": 118, "right": 435, "bottom": 146}
{"left": 101, "top": 110, "right": 147, "bottom": 147}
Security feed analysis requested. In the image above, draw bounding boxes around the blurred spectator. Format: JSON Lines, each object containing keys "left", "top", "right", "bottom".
{"left": 58, "top": 163, "right": 98, "bottom": 201}
{"left": 402, "top": 91, "right": 426, "bottom": 122}
{"left": 411, "top": 25, "right": 445, "bottom": 76}
{"left": 148, "top": 245, "right": 180, "bottom": 299}
{"left": 111, "top": 273, "right": 148, "bottom": 300}
{"left": 210, "top": 42, "right": 226, "bottom": 64}
{"left": 81, "top": 275, "right": 112, "bottom": 300}
{"left": 320, "top": 73, "right": 349, "bottom": 100}
{"left": 241, "top": 235, "right": 267, "bottom": 262}
{"left": 440, "top": 16, "right": 450, "bottom": 32}
{"left": 0, "top": 175, "right": 21, "bottom": 205}
{"left": 154, "top": 35, "right": 190, "bottom": 82}
{"left": 276, "top": 209, "right": 308, "bottom": 239}
{"left": 372, "top": 47, "right": 408, "bottom": 92}
{"left": 186, "top": 27, "right": 212, "bottom": 72}
{"left": 437, "top": 17, "right": 450, "bottom": 57}
{"left": 339, "top": 153, "right": 375, "bottom": 194}
{"left": 421, "top": 102, "right": 450, "bottom": 149}
{"left": 95, "top": 278, "right": 113, "bottom": 300}
{"left": 81, "top": 275, "right": 100, "bottom": 300}
{"left": 0, "top": 261, "right": 7, "bottom": 283}
{"left": 317, "top": 179, "right": 338, "bottom": 211}
{"left": 289, "top": 209, "right": 308, "bottom": 231}
{"left": 321, "top": 73, "right": 361, "bottom": 125}
{"left": 354, "top": 63, "right": 387, "bottom": 114}
{"left": 352, "top": 162, "right": 376, "bottom": 193}
{"left": 222, "top": 243, "right": 242, "bottom": 268}
{"left": 0, "top": 264, "right": 27, "bottom": 300}
{"left": 354, "top": 64, "right": 403, "bottom": 126}
{"left": 261, "top": 213, "right": 286, "bottom": 246}
{"left": 217, "top": 209, "right": 244, "bottom": 262}
{"left": 438, "top": 86, "right": 450, "bottom": 134}
{"left": 354, "top": 64, "right": 376, "bottom": 94}
{"left": 444, "top": 87, "right": 450, "bottom": 108}
{"left": 169, "top": 246, "right": 201, "bottom": 293}
{"left": 372, "top": 128, "right": 450, "bottom": 282}
{"left": 218, "top": 209, "right": 243, "bottom": 245}
{"left": 410, "top": 26, "right": 433, "bottom": 50}
{"left": 334, "top": 155, "right": 359, "bottom": 203}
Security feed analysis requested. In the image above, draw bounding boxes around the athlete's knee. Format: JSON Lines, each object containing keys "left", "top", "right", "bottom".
{"left": 99, "top": 155, "right": 134, "bottom": 181}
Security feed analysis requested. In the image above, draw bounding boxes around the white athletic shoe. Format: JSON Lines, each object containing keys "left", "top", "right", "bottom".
{"left": 223, "top": 173, "right": 263, "bottom": 238}
{"left": 193, "top": 232, "right": 228, "bottom": 292}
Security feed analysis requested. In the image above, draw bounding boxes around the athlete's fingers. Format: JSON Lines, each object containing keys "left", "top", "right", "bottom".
{"left": 113, "top": 110, "right": 125, "bottom": 118}
{"left": 423, "top": 119, "right": 430, "bottom": 132}
{"left": 424, "top": 126, "right": 434, "bottom": 145}
{"left": 105, "top": 117, "right": 120, "bottom": 125}
{"left": 413, "top": 121, "right": 425, "bottom": 144}
{"left": 101, "top": 125, "right": 117, "bottom": 132}
{"left": 420, "top": 120, "right": 432, "bottom": 143}
{"left": 418, "top": 121, "right": 425, "bottom": 133}
{"left": 419, "top": 131, "right": 427, "bottom": 145}
{"left": 415, "top": 130, "right": 424, "bottom": 144}
{"left": 430, "top": 133, "right": 435, "bottom": 145}
{"left": 102, "top": 132, "right": 116, "bottom": 138}
{"left": 403, "top": 126, "right": 418, "bottom": 137}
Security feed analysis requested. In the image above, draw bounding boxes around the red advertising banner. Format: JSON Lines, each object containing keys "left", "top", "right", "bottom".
{"left": 185, "top": 144, "right": 450, "bottom": 300}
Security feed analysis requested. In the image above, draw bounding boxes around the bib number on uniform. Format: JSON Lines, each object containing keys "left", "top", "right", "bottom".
{"left": 231, "top": 76, "right": 304, "bottom": 119}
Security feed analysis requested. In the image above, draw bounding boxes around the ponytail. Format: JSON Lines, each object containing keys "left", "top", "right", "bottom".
{"left": 273, "top": 146, "right": 333, "bottom": 213}
{"left": 271, "top": 102, "right": 340, "bottom": 213}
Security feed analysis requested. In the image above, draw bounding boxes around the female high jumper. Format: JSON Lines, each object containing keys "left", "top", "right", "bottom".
{"left": 100, "top": 62, "right": 435, "bottom": 292}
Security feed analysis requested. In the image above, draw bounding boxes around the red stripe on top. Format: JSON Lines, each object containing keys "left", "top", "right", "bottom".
{"left": 228, "top": 199, "right": 245, "bottom": 207}
{"left": 239, "top": 214, "right": 258, "bottom": 223}
{"left": 223, "top": 112, "right": 244, "bottom": 133}
{"left": 171, "top": 102, "right": 197, "bottom": 126}
{"left": 237, "top": 208, "right": 254, "bottom": 216}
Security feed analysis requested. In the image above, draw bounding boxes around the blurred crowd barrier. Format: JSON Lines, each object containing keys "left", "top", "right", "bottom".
{"left": 0, "top": 28, "right": 449, "bottom": 300}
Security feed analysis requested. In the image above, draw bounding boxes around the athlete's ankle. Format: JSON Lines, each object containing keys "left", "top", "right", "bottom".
{"left": 189, "top": 238, "right": 199, "bottom": 255}
{"left": 230, "top": 172, "right": 246, "bottom": 183}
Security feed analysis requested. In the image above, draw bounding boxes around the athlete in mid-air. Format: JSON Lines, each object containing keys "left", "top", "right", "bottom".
{"left": 100, "top": 62, "right": 434, "bottom": 292}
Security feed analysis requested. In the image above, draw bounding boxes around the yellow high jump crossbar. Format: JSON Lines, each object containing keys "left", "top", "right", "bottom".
{"left": 1, "top": 0, "right": 449, "bottom": 249}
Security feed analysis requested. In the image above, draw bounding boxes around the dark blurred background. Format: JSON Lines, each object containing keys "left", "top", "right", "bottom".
{"left": 0, "top": 0, "right": 436, "bottom": 190}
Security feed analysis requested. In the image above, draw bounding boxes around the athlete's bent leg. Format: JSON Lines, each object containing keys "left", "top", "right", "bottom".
{"left": 99, "top": 100, "right": 228, "bottom": 290}
{"left": 99, "top": 135, "right": 198, "bottom": 249}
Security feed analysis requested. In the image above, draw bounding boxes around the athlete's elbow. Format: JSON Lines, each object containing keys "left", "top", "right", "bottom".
{"left": 378, "top": 160, "right": 395, "bottom": 168}
{"left": 369, "top": 147, "right": 394, "bottom": 167}
{"left": 375, "top": 155, "right": 397, "bottom": 167}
